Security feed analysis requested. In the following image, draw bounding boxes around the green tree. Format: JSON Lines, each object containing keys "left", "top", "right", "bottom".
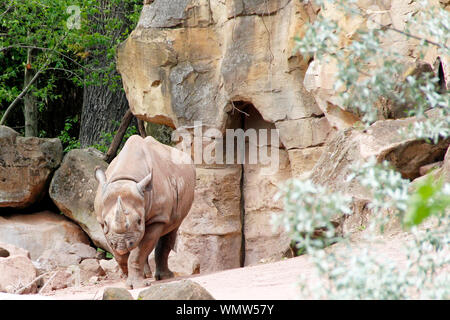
{"left": 79, "top": 0, "right": 142, "bottom": 147}
{"left": 0, "top": 0, "right": 142, "bottom": 140}
{"left": 0, "top": 0, "right": 87, "bottom": 135}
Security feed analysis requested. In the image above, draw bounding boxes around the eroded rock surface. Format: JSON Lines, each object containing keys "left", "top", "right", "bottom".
{"left": 0, "top": 243, "right": 37, "bottom": 294}
{"left": 138, "top": 279, "right": 215, "bottom": 300}
{"left": 0, "top": 211, "right": 90, "bottom": 260}
{"left": 0, "top": 126, "right": 62, "bottom": 208}
{"left": 177, "top": 166, "right": 243, "bottom": 272}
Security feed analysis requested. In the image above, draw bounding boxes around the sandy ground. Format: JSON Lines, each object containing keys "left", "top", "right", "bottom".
{"left": 0, "top": 231, "right": 416, "bottom": 300}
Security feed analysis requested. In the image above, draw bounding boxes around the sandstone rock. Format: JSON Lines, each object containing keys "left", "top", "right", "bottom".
{"left": 148, "top": 250, "right": 200, "bottom": 277}
{"left": 87, "top": 276, "right": 99, "bottom": 285}
{"left": 39, "top": 270, "right": 72, "bottom": 294}
{"left": 276, "top": 117, "right": 331, "bottom": 149}
{"left": 303, "top": 0, "right": 445, "bottom": 128}
{"left": 416, "top": 147, "right": 450, "bottom": 184}
{"left": 0, "top": 211, "right": 90, "bottom": 260}
{"left": 243, "top": 148, "right": 292, "bottom": 266}
{"left": 288, "top": 147, "right": 325, "bottom": 179}
{"left": 79, "top": 259, "right": 105, "bottom": 283}
{"left": 177, "top": 166, "right": 242, "bottom": 273}
{"left": 168, "top": 250, "right": 200, "bottom": 276}
{"left": 99, "top": 259, "right": 120, "bottom": 277}
{"left": 103, "top": 287, "right": 134, "bottom": 300}
{"left": 0, "top": 255, "right": 37, "bottom": 294}
{"left": 117, "top": 0, "right": 321, "bottom": 129}
{"left": 68, "top": 243, "right": 98, "bottom": 260}
{"left": 443, "top": 147, "right": 450, "bottom": 183}
{"left": 66, "top": 265, "right": 81, "bottom": 287}
{"left": 49, "top": 149, "right": 109, "bottom": 250}
{"left": 116, "top": 0, "right": 448, "bottom": 272}
{"left": 310, "top": 115, "right": 449, "bottom": 233}
{"left": 419, "top": 161, "right": 443, "bottom": 177}
{"left": 137, "top": 280, "right": 214, "bottom": 300}
{"left": 0, "top": 242, "right": 30, "bottom": 259}
{"left": 36, "top": 242, "right": 98, "bottom": 272}
{"left": 313, "top": 116, "right": 449, "bottom": 190}
{"left": 0, "top": 126, "right": 62, "bottom": 208}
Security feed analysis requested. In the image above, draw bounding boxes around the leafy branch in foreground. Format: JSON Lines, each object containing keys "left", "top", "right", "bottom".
{"left": 274, "top": 0, "right": 450, "bottom": 299}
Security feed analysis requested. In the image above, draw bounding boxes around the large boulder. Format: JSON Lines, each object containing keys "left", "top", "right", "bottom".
{"left": 310, "top": 115, "right": 449, "bottom": 233}
{"left": 103, "top": 287, "right": 134, "bottom": 300}
{"left": 0, "top": 242, "right": 30, "bottom": 259}
{"left": 0, "top": 126, "right": 62, "bottom": 208}
{"left": 0, "top": 243, "right": 37, "bottom": 294}
{"left": 36, "top": 242, "right": 98, "bottom": 272}
{"left": 79, "top": 258, "right": 106, "bottom": 283}
{"left": 312, "top": 115, "right": 450, "bottom": 191}
{"left": 0, "top": 211, "right": 91, "bottom": 260}
{"left": 137, "top": 280, "right": 214, "bottom": 300}
{"left": 49, "top": 149, "right": 109, "bottom": 250}
{"left": 39, "top": 270, "right": 73, "bottom": 294}
{"left": 99, "top": 258, "right": 121, "bottom": 278}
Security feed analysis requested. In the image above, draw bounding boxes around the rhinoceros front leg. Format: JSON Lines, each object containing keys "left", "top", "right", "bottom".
{"left": 126, "top": 223, "right": 165, "bottom": 289}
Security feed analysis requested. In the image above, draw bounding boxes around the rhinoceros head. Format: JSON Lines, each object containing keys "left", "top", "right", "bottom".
{"left": 95, "top": 167, "right": 152, "bottom": 255}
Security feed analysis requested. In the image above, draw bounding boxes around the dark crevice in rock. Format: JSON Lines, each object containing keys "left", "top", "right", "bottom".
{"left": 227, "top": 0, "right": 293, "bottom": 20}
{"left": 436, "top": 57, "right": 447, "bottom": 93}
{"left": 0, "top": 247, "right": 10, "bottom": 258}
{"left": 239, "top": 160, "right": 246, "bottom": 267}
{"left": 384, "top": 138, "right": 449, "bottom": 180}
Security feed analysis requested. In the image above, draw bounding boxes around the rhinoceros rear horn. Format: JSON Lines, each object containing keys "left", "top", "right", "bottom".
{"left": 137, "top": 172, "right": 153, "bottom": 196}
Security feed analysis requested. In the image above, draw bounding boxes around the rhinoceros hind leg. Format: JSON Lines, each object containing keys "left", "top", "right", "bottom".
{"left": 155, "top": 228, "right": 177, "bottom": 280}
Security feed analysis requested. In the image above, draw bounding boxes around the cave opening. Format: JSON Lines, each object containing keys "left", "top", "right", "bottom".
{"left": 225, "top": 101, "right": 292, "bottom": 267}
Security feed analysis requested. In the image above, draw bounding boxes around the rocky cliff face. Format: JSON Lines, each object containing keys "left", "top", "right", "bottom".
{"left": 117, "top": 0, "right": 322, "bottom": 130}
{"left": 303, "top": 0, "right": 449, "bottom": 130}
{"left": 117, "top": 0, "right": 448, "bottom": 271}
{"left": 117, "top": 0, "right": 330, "bottom": 271}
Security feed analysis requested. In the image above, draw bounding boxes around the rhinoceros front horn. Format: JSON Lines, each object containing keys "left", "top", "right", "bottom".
{"left": 137, "top": 172, "right": 153, "bottom": 196}
{"left": 115, "top": 196, "right": 128, "bottom": 230}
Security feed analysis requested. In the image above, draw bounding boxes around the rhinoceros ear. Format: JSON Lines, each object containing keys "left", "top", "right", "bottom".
{"left": 95, "top": 166, "right": 106, "bottom": 186}
{"left": 137, "top": 171, "right": 152, "bottom": 196}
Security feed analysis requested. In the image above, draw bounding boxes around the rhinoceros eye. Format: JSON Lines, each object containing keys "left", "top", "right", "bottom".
{"left": 137, "top": 218, "right": 142, "bottom": 225}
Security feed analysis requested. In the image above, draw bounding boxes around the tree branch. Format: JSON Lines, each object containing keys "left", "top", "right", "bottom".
{"left": 104, "top": 109, "right": 134, "bottom": 163}
{"left": 0, "top": 33, "right": 68, "bottom": 126}
{"left": 137, "top": 118, "right": 147, "bottom": 138}
{"left": 0, "top": 62, "right": 47, "bottom": 125}
{"left": 0, "top": 44, "right": 101, "bottom": 72}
